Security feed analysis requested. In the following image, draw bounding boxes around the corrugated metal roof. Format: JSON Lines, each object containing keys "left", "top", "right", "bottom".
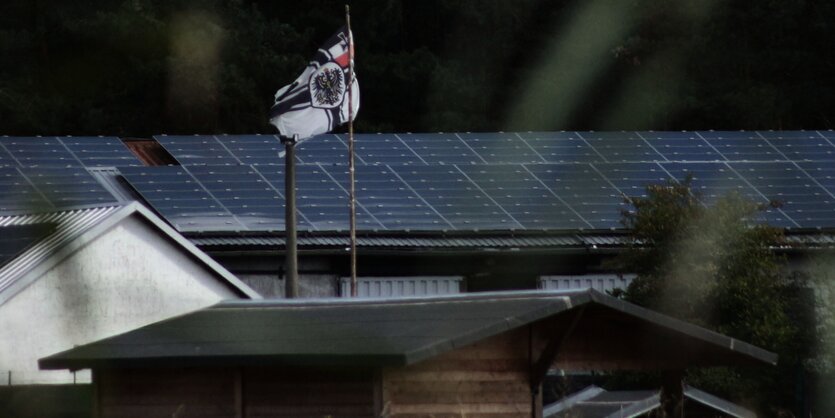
{"left": 188, "top": 234, "right": 586, "bottom": 249}
{"left": 0, "top": 206, "right": 122, "bottom": 297}
{"left": 784, "top": 233, "right": 835, "bottom": 246}
{"left": 0, "top": 203, "right": 261, "bottom": 305}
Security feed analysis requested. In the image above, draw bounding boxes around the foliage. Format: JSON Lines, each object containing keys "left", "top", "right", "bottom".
{"left": 611, "top": 178, "right": 816, "bottom": 416}
{"left": 0, "top": 0, "right": 833, "bottom": 136}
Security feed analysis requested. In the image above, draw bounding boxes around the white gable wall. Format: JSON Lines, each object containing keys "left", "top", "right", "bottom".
{"left": 0, "top": 215, "right": 239, "bottom": 385}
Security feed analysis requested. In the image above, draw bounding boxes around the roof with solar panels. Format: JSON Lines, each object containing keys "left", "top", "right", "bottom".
{"left": 1, "top": 131, "right": 835, "bottom": 252}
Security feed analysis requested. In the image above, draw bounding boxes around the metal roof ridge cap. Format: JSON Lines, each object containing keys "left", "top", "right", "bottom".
{"left": 129, "top": 203, "right": 262, "bottom": 300}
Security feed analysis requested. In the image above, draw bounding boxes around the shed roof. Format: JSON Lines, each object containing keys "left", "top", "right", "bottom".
{"left": 40, "top": 289, "right": 777, "bottom": 371}
{"left": 0, "top": 203, "right": 260, "bottom": 306}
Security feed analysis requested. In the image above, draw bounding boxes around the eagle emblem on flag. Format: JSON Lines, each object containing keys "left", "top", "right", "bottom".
{"left": 269, "top": 26, "right": 359, "bottom": 140}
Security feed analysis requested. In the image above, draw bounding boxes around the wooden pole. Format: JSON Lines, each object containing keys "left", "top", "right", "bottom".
{"left": 346, "top": 5, "right": 358, "bottom": 297}
{"left": 283, "top": 134, "right": 299, "bottom": 298}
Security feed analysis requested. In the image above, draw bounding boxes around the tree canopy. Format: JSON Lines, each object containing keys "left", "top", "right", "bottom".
{"left": 612, "top": 179, "right": 816, "bottom": 416}
{"left": 0, "top": 0, "right": 833, "bottom": 136}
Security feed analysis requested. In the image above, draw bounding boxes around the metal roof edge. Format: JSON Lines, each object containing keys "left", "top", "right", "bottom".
{"left": 608, "top": 392, "right": 661, "bottom": 418}
{"left": 684, "top": 385, "right": 757, "bottom": 418}
{"left": 402, "top": 294, "right": 581, "bottom": 366}
{"left": 586, "top": 289, "right": 778, "bottom": 365}
{"left": 213, "top": 288, "right": 589, "bottom": 309}
{"left": 543, "top": 385, "right": 606, "bottom": 417}
{"left": 128, "top": 203, "right": 261, "bottom": 300}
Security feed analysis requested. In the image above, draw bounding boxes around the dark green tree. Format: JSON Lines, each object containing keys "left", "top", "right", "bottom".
{"left": 612, "top": 178, "right": 814, "bottom": 416}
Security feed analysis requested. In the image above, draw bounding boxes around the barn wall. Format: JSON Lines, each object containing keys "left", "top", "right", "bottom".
{"left": 97, "top": 368, "right": 237, "bottom": 418}
{"left": 96, "top": 366, "right": 376, "bottom": 418}
{"left": 244, "top": 367, "right": 375, "bottom": 417}
{"left": 381, "top": 329, "right": 534, "bottom": 418}
{"left": 0, "top": 215, "right": 239, "bottom": 385}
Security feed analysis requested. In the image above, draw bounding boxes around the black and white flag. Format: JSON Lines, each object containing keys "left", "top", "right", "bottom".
{"left": 269, "top": 26, "right": 359, "bottom": 140}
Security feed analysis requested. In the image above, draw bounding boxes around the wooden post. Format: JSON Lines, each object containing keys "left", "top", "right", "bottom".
{"left": 234, "top": 368, "right": 244, "bottom": 418}
{"left": 282, "top": 135, "right": 299, "bottom": 298}
{"left": 660, "top": 370, "right": 684, "bottom": 418}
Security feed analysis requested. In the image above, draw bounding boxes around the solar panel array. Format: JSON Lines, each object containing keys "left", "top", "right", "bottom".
{"left": 0, "top": 136, "right": 142, "bottom": 212}
{"left": 117, "top": 131, "right": 835, "bottom": 232}
{"left": 3, "top": 132, "right": 835, "bottom": 232}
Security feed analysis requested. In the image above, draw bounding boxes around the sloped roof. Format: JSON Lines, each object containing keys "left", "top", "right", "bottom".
{"left": 0, "top": 203, "right": 260, "bottom": 306}
{"left": 40, "top": 289, "right": 777, "bottom": 371}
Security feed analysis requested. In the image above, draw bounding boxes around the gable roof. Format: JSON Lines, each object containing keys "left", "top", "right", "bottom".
{"left": 0, "top": 202, "right": 260, "bottom": 306}
{"left": 40, "top": 289, "right": 777, "bottom": 371}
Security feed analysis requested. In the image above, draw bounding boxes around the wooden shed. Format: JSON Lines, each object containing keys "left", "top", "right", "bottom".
{"left": 40, "top": 289, "right": 776, "bottom": 418}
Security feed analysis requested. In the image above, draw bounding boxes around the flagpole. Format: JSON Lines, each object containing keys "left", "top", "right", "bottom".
{"left": 346, "top": 4, "right": 358, "bottom": 297}
{"left": 283, "top": 134, "right": 299, "bottom": 298}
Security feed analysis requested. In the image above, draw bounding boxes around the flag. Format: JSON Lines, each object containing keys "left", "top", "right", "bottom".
{"left": 269, "top": 26, "right": 359, "bottom": 140}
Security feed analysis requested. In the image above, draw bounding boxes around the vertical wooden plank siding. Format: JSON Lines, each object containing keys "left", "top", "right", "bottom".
{"left": 382, "top": 329, "right": 533, "bottom": 418}
{"left": 243, "top": 367, "right": 375, "bottom": 417}
{"left": 97, "top": 368, "right": 237, "bottom": 418}
{"left": 96, "top": 366, "right": 376, "bottom": 418}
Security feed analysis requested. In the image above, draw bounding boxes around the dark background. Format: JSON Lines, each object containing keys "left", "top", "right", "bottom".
{"left": 0, "top": 0, "right": 833, "bottom": 136}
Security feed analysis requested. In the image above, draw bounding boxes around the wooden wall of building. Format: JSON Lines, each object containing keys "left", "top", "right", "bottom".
{"left": 96, "top": 366, "right": 375, "bottom": 418}
{"left": 381, "top": 329, "right": 534, "bottom": 418}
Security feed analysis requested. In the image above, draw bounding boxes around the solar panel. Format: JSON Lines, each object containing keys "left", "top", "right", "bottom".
{"left": 296, "top": 134, "right": 350, "bottom": 165}
{"left": 0, "top": 166, "right": 51, "bottom": 212}
{"left": 120, "top": 166, "right": 245, "bottom": 232}
{"left": 458, "top": 132, "right": 544, "bottom": 164}
{"left": 0, "top": 137, "right": 80, "bottom": 166}
{"left": 351, "top": 134, "right": 424, "bottom": 166}
{"left": 393, "top": 165, "right": 516, "bottom": 230}
{"left": 594, "top": 162, "right": 672, "bottom": 198}
{"left": 699, "top": 131, "right": 785, "bottom": 161}
{"left": 730, "top": 162, "right": 826, "bottom": 228}
{"left": 155, "top": 135, "right": 239, "bottom": 166}
{"left": 102, "top": 130, "right": 835, "bottom": 233}
{"left": 20, "top": 166, "right": 119, "bottom": 208}
{"left": 185, "top": 165, "right": 283, "bottom": 230}
{"left": 579, "top": 132, "right": 665, "bottom": 162}
{"left": 59, "top": 136, "right": 142, "bottom": 167}
{"left": 661, "top": 162, "right": 756, "bottom": 205}
{"left": 457, "top": 164, "right": 588, "bottom": 230}
{"left": 400, "top": 133, "right": 483, "bottom": 165}
{"left": 640, "top": 131, "right": 723, "bottom": 161}
{"left": 253, "top": 165, "right": 381, "bottom": 231}
{"left": 218, "top": 134, "right": 284, "bottom": 166}
{"left": 757, "top": 131, "right": 835, "bottom": 162}
{"left": 324, "top": 165, "right": 448, "bottom": 230}
{"left": 516, "top": 132, "right": 602, "bottom": 163}
{"left": 0, "top": 143, "right": 17, "bottom": 165}
{"left": 525, "top": 163, "right": 622, "bottom": 229}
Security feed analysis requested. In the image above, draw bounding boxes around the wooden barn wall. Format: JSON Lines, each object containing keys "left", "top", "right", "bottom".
{"left": 381, "top": 328, "right": 534, "bottom": 418}
{"left": 244, "top": 367, "right": 374, "bottom": 417}
{"left": 96, "top": 366, "right": 375, "bottom": 418}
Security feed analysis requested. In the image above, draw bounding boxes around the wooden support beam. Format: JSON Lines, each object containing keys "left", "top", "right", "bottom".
{"left": 530, "top": 306, "right": 586, "bottom": 391}
{"left": 234, "top": 368, "right": 244, "bottom": 418}
{"left": 660, "top": 370, "right": 684, "bottom": 418}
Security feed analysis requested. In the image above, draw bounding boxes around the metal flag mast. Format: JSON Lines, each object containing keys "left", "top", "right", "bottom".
{"left": 346, "top": 4, "right": 358, "bottom": 297}
{"left": 282, "top": 134, "right": 299, "bottom": 298}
